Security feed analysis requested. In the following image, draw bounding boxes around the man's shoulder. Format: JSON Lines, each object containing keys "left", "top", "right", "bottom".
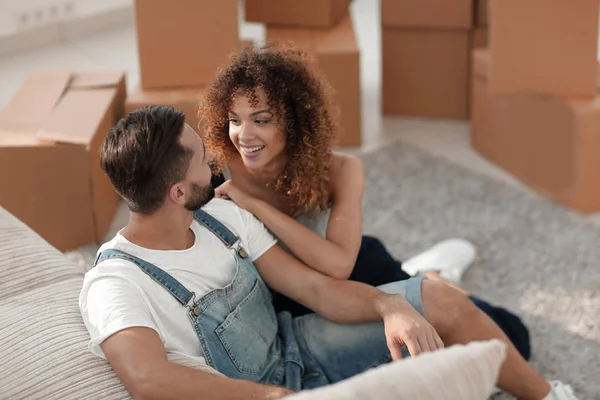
{"left": 97, "top": 233, "right": 124, "bottom": 254}
{"left": 199, "top": 199, "right": 274, "bottom": 256}
{"left": 94, "top": 233, "right": 142, "bottom": 266}
{"left": 80, "top": 248, "right": 143, "bottom": 309}
{"left": 198, "top": 198, "right": 249, "bottom": 228}
{"left": 87, "top": 234, "right": 146, "bottom": 282}
{"left": 201, "top": 198, "right": 242, "bottom": 213}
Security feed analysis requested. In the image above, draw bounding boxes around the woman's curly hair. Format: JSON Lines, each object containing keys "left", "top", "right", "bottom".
{"left": 199, "top": 42, "right": 338, "bottom": 216}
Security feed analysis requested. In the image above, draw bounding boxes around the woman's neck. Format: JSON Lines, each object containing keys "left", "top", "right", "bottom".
{"left": 231, "top": 154, "right": 287, "bottom": 185}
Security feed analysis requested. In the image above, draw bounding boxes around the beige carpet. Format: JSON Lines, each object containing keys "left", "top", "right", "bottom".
{"left": 66, "top": 141, "right": 599, "bottom": 399}
{"left": 359, "top": 142, "right": 599, "bottom": 399}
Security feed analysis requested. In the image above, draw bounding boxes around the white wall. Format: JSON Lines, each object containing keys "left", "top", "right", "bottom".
{"left": 0, "top": 0, "right": 131, "bottom": 36}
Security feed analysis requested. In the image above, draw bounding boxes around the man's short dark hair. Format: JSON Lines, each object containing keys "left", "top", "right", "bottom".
{"left": 100, "top": 105, "right": 192, "bottom": 214}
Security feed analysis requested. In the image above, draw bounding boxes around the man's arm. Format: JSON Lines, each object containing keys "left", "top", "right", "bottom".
{"left": 253, "top": 245, "right": 409, "bottom": 324}
{"left": 101, "top": 327, "right": 293, "bottom": 400}
{"left": 254, "top": 245, "right": 443, "bottom": 358}
{"left": 81, "top": 272, "right": 292, "bottom": 400}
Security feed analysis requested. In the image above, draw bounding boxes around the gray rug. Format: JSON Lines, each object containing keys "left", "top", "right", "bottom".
{"left": 360, "top": 142, "right": 600, "bottom": 399}
{"left": 67, "top": 141, "right": 600, "bottom": 399}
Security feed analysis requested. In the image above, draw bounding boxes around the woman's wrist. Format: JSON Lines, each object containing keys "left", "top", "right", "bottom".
{"left": 247, "top": 198, "right": 268, "bottom": 216}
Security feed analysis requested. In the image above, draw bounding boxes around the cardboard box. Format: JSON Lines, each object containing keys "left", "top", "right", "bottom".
{"left": 476, "top": 0, "right": 488, "bottom": 26}
{"left": 472, "top": 27, "right": 487, "bottom": 49}
{"left": 135, "top": 0, "right": 239, "bottom": 89}
{"left": 0, "top": 70, "right": 126, "bottom": 251}
{"left": 126, "top": 40, "right": 254, "bottom": 136}
{"left": 466, "top": 27, "right": 488, "bottom": 118}
{"left": 245, "top": 0, "right": 352, "bottom": 28}
{"left": 381, "top": 0, "right": 473, "bottom": 29}
{"left": 382, "top": 28, "right": 470, "bottom": 119}
{"left": 471, "top": 49, "right": 600, "bottom": 213}
{"left": 126, "top": 86, "right": 206, "bottom": 135}
{"left": 488, "top": 0, "right": 599, "bottom": 98}
{"left": 267, "top": 13, "right": 361, "bottom": 147}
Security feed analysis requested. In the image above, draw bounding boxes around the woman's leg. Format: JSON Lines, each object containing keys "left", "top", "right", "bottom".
{"left": 422, "top": 280, "right": 552, "bottom": 399}
{"left": 421, "top": 271, "right": 470, "bottom": 295}
{"left": 469, "top": 296, "right": 531, "bottom": 360}
{"left": 349, "top": 235, "right": 411, "bottom": 285}
{"left": 354, "top": 235, "right": 531, "bottom": 360}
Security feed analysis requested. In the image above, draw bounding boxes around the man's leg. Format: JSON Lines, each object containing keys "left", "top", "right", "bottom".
{"left": 420, "top": 279, "right": 550, "bottom": 400}
{"left": 292, "top": 279, "right": 423, "bottom": 389}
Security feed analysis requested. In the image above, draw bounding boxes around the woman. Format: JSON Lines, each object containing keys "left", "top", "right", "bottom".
{"left": 200, "top": 43, "right": 530, "bottom": 359}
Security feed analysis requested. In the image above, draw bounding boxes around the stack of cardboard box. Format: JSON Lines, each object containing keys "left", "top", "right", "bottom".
{"left": 246, "top": 0, "right": 362, "bottom": 147}
{"left": 0, "top": 70, "right": 126, "bottom": 251}
{"left": 471, "top": 0, "right": 600, "bottom": 213}
{"left": 126, "top": 0, "right": 241, "bottom": 132}
{"left": 381, "top": 0, "right": 474, "bottom": 120}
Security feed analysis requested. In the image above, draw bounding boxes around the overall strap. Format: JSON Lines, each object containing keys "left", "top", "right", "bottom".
{"left": 193, "top": 209, "right": 248, "bottom": 259}
{"left": 95, "top": 249, "right": 196, "bottom": 308}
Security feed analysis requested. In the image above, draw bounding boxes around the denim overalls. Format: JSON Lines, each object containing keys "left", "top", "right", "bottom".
{"left": 96, "top": 209, "right": 425, "bottom": 391}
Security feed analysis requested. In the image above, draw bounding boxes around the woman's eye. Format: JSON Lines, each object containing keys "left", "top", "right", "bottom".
{"left": 255, "top": 119, "right": 269, "bottom": 125}
{"left": 228, "top": 118, "right": 240, "bottom": 125}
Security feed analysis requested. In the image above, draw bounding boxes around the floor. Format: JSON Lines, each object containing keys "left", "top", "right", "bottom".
{"left": 0, "top": 0, "right": 596, "bottom": 234}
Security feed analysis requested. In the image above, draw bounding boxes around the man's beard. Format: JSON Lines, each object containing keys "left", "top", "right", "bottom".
{"left": 184, "top": 183, "right": 215, "bottom": 211}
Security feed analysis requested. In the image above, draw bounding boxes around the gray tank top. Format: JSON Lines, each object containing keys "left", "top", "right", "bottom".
{"left": 222, "top": 165, "right": 332, "bottom": 247}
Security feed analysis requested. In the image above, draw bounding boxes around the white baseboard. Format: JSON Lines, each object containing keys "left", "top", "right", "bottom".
{"left": 0, "top": 4, "right": 134, "bottom": 57}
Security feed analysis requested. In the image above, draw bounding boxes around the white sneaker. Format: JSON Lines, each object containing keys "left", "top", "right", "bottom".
{"left": 401, "top": 238, "right": 477, "bottom": 285}
{"left": 542, "top": 381, "right": 579, "bottom": 400}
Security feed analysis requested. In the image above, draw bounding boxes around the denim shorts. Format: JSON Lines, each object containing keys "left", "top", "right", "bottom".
{"left": 292, "top": 276, "right": 426, "bottom": 389}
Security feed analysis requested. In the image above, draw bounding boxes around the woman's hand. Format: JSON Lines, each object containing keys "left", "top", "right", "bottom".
{"left": 215, "top": 180, "right": 261, "bottom": 212}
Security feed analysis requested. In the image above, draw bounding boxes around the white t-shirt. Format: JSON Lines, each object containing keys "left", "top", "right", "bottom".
{"left": 79, "top": 199, "right": 277, "bottom": 366}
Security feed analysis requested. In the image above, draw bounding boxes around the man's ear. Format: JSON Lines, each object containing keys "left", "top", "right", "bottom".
{"left": 167, "top": 182, "right": 186, "bottom": 205}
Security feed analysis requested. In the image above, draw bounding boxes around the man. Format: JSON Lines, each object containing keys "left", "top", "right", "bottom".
{"left": 80, "top": 106, "right": 577, "bottom": 400}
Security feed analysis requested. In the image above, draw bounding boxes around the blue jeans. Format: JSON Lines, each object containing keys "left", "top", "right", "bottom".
{"left": 292, "top": 278, "right": 426, "bottom": 389}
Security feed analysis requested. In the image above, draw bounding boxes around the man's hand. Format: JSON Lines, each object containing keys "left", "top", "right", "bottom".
{"left": 215, "top": 180, "right": 261, "bottom": 211}
{"left": 378, "top": 296, "right": 444, "bottom": 360}
{"left": 265, "top": 387, "right": 294, "bottom": 399}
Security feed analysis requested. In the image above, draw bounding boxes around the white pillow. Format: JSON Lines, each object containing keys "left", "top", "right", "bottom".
{"left": 0, "top": 278, "right": 130, "bottom": 400}
{"left": 285, "top": 340, "right": 507, "bottom": 400}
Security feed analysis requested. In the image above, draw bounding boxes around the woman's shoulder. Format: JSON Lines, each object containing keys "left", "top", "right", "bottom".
{"left": 330, "top": 152, "right": 364, "bottom": 181}
{"left": 326, "top": 152, "right": 365, "bottom": 205}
